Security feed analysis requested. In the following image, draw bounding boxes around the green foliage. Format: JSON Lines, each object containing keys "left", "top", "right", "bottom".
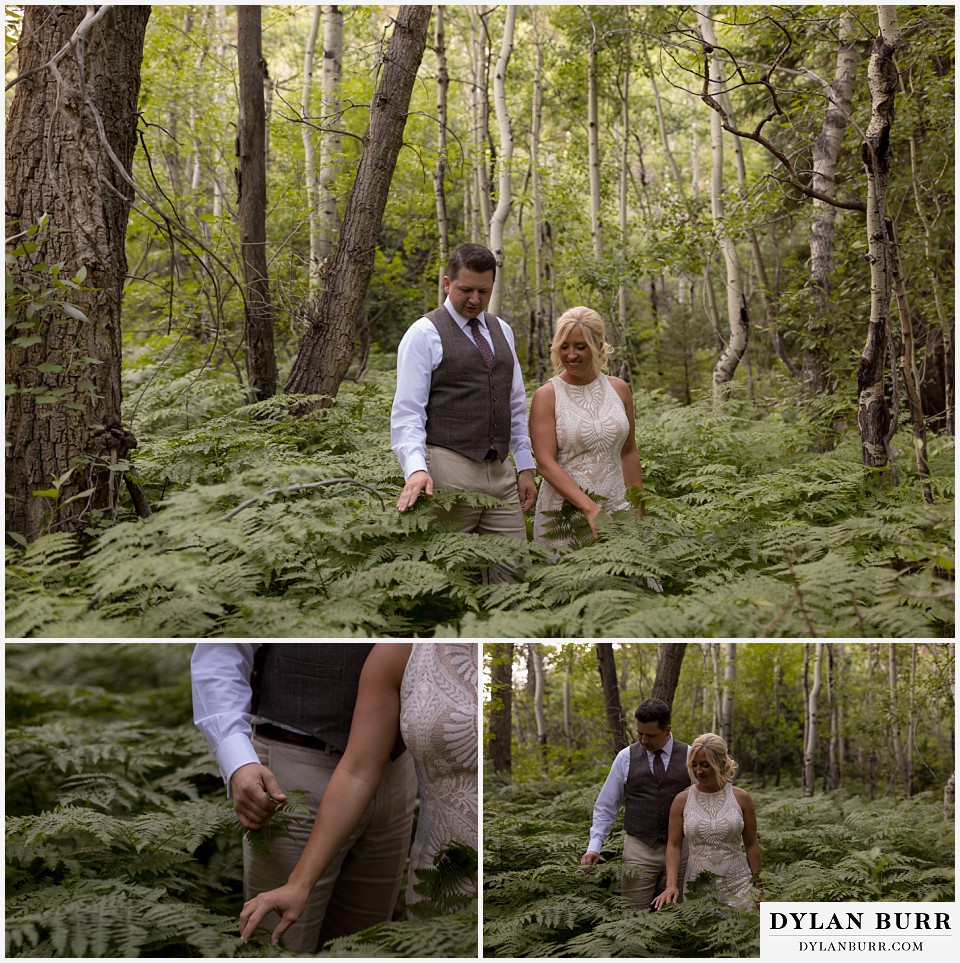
{"left": 4, "top": 643, "right": 470, "bottom": 958}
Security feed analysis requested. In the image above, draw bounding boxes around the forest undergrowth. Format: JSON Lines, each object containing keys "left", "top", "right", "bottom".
{"left": 4, "top": 643, "right": 477, "bottom": 959}
{"left": 5, "top": 353, "right": 954, "bottom": 638}
{"left": 482, "top": 772, "right": 955, "bottom": 958}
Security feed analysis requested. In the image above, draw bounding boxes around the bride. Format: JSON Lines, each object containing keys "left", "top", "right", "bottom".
{"left": 239, "top": 643, "right": 478, "bottom": 945}
{"left": 529, "top": 306, "right": 644, "bottom": 544}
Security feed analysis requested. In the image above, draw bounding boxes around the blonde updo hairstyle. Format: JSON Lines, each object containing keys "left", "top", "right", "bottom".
{"left": 688, "top": 732, "right": 738, "bottom": 787}
{"left": 549, "top": 306, "right": 614, "bottom": 375}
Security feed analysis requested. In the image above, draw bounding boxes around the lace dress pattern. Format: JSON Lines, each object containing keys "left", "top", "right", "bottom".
{"left": 533, "top": 373, "right": 630, "bottom": 544}
{"left": 682, "top": 783, "right": 753, "bottom": 906}
{"left": 399, "top": 643, "right": 478, "bottom": 907}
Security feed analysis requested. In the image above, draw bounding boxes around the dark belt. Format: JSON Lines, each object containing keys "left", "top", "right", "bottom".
{"left": 254, "top": 723, "right": 342, "bottom": 755}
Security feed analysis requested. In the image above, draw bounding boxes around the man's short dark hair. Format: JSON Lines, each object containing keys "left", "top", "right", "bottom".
{"left": 635, "top": 698, "right": 671, "bottom": 728}
{"left": 448, "top": 243, "right": 496, "bottom": 281}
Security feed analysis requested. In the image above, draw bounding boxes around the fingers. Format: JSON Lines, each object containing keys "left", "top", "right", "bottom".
{"left": 239, "top": 896, "right": 270, "bottom": 941}
{"left": 231, "top": 764, "right": 285, "bottom": 830}
{"left": 580, "top": 851, "right": 600, "bottom": 873}
{"left": 239, "top": 889, "right": 303, "bottom": 946}
{"left": 397, "top": 471, "right": 433, "bottom": 512}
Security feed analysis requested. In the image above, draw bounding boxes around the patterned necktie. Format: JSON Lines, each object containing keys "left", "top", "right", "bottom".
{"left": 653, "top": 749, "right": 665, "bottom": 783}
{"left": 468, "top": 317, "right": 495, "bottom": 368}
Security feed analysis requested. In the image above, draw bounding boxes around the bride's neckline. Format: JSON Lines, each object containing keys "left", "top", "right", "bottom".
{"left": 558, "top": 371, "right": 601, "bottom": 387}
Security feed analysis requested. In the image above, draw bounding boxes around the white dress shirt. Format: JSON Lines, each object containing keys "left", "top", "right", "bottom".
{"left": 191, "top": 642, "right": 313, "bottom": 794}
{"left": 586, "top": 736, "right": 684, "bottom": 854}
{"left": 390, "top": 297, "right": 536, "bottom": 479}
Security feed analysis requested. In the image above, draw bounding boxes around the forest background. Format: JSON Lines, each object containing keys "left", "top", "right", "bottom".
{"left": 482, "top": 641, "right": 956, "bottom": 957}
{"left": 4, "top": 5, "right": 955, "bottom": 638}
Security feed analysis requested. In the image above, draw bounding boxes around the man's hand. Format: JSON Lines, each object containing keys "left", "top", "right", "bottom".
{"left": 397, "top": 470, "right": 433, "bottom": 512}
{"left": 230, "top": 763, "right": 287, "bottom": 830}
{"left": 580, "top": 850, "right": 601, "bottom": 873}
{"left": 518, "top": 469, "right": 537, "bottom": 512}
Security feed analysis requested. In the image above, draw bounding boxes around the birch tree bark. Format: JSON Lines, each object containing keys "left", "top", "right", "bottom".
{"left": 587, "top": 19, "right": 603, "bottom": 259}
{"left": 886, "top": 643, "right": 907, "bottom": 795}
{"left": 805, "top": 11, "right": 858, "bottom": 393}
{"left": 696, "top": 7, "right": 749, "bottom": 405}
{"left": 301, "top": 7, "right": 322, "bottom": 294}
{"left": 488, "top": 4, "right": 515, "bottom": 317}
{"left": 803, "top": 642, "right": 823, "bottom": 796}
{"left": 721, "top": 641, "right": 735, "bottom": 750}
{"left": 530, "top": 643, "right": 548, "bottom": 762}
{"left": 6, "top": 5, "right": 151, "bottom": 542}
{"left": 318, "top": 6, "right": 344, "bottom": 263}
{"left": 857, "top": 7, "right": 900, "bottom": 469}
{"left": 236, "top": 6, "right": 278, "bottom": 402}
{"left": 529, "top": 7, "right": 551, "bottom": 382}
{"left": 284, "top": 5, "right": 432, "bottom": 401}
{"left": 467, "top": 5, "right": 492, "bottom": 242}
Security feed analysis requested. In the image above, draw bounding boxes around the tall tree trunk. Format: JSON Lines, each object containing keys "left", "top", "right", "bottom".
{"left": 530, "top": 643, "right": 547, "bottom": 764}
{"left": 284, "top": 5, "right": 432, "bottom": 400}
{"left": 529, "top": 7, "right": 550, "bottom": 383}
{"left": 467, "top": 5, "right": 491, "bottom": 243}
{"left": 596, "top": 643, "right": 628, "bottom": 753}
{"left": 825, "top": 643, "right": 841, "bottom": 791}
{"left": 805, "top": 11, "right": 858, "bottom": 393}
{"left": 803, "top": 642, "right": 823, "bottom": 796}
{"left": 433, "top": 4, "right": 449, "bottom": 307}
{"left": 773, "top": 649, "right": 783, "bottom": 786}
{"left": 301, "top": 7, "right": 322, "bottom": 294}
{"left": 587, "top": 20, "right": 603, "bottom": 259}
{"left": 721, "top": 641, "right": 735, "bottom": 751}
{"left": 617, "top": 25, "right": 631, "bottom": 348}
{"left": 697, "top": 6, "right": 749, "bottom": 405}
{"left": 318, "top": 5, "right": 344, "bottom": 262}
{"left": 857, "top": 7, "right": 900, "bottom": 469}
{"left": 866, "top": 641, "right": 878, "bottom": 799}
{"left": 488, "top": 4, "right": 515, "bottom": 317}
{"left": 651, "top": 643, "right": 686, "bottom": 707}
{"left": 906, "top": 642, "right": 917, "bottom": 797}
{"left": 886, "top": 643, "right": 907, "bottom": 795}
{"left": 488, "top": 642, "right": 514, "bottom": 775}
{"left": 6, "top": 5, "right": 151, "bottom": 543}
{"left": 710, "top": 643, "right": 721, "bottom": 732}
{"left": 236, "top": 6, "right": 278, "bottom": 402}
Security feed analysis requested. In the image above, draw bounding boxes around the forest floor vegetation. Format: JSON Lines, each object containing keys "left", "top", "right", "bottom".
{"left": 5, "top": 352, "right": 954, "bottom": 637}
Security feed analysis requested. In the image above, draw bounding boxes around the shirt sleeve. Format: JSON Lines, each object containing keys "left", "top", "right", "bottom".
{"left": 191, "top": 642, "right": 261, "bottom": 794}
{"left": 390, "top": 319, "right": 439, "bottom": 479}
{"left": 497, "top": 318, "right": 536, "bottom": 473}
{"left": 587, "top": 747, "right": 631, "bottom": 853}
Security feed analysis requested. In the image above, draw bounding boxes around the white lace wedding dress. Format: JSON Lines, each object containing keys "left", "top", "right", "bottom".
{"left": 533, "top": 373, "right": 629, "bottom": 544}
{"left": 682, "top": 783, "right": 753, "bottom": 906}
{"left": 399, "top": 643, "right": 478, "bottom": 908}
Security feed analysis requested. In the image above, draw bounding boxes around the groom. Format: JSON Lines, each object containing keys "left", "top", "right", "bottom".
{"left": 191, "top": 643, "right": 417, "bottom": 951}
{"left": 581, "top": 698, "right": 690, "bottom": 908}
{"left": 391, "top": 242, "right": 537, "bottom": 537}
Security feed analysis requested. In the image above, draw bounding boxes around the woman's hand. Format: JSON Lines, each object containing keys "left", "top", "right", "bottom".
{"left": 652, "top": 885, "right": 680, "bottom": 910}
{"left": 584, "top": 502, "right": 601, "bottom": 540}
{"left": 239, "top": 883, "right": 309, "bottom": 946}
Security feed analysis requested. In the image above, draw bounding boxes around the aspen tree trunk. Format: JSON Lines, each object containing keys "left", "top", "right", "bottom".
{"left": 563, "top": 651, "right": 573, "bottom": 750}
{"left": 885, "top": 643, "right": 907, "bottom": 796}
{"left": 285, "top": 5, "right": 431, "bottom": 400}
{"left": 488, "top": 4, "right": 516, "bottom": 317}
{"left": 651, "top": 643, "right": 686, "bottom": 707}
{"left": 696, "top": 6, "right": 749, "bottom": 405}
{"left": 434, "top": 5, "right": 449, "bottom": 306}
{"left": 826, "top": 643, "right": 841, "bottom": 791}
{"left": 805, "top": 11, "right": 858, "bottom": 393}
{"left": 529, "top": 8, "right": 550, "bottom": 382}
{"left": 587, "top": 25, "right": 603, "bottom": 258}
{"left": 318, "top": 6, "right": 344, "bottom": 262}
{"left": 857, "top": 7, "right": 900, "bottom": 469}
{"left": 867, "top": 641, "right": 878, "bottom": 799}
{"left": 530, "top": 643, "right": 548, "bottom": 764}
{"left": 906, "top": 642, "right": 916, "bottom": 797}
{"left": 803, "top": 642, "right": 823, "bottom": 796}
{"left": 488, "top": 642, "right": 514, "bottom": 774}
{"left": 301, "top": 7, "right": 322, "bottom": 294}
{"left": 237, "top": 6, "right": 278, "bottom": 402}
{"left": 468, "top": 5, "right": 491, "bottom": 242}
{"left": 711, "top": 644, "right": 721, "bottom": 733}
{"left": 773, "top": 649, "right": 783, "bottom": 786}
{"left": 721, "top": 642, "right": 735, "bottom": 751}
{"left": 596, "top": 644, "right": 628, "bottom": 752}
{"left": 6, "top": 5, "right": 151, "bottom": 542}
{"left": 617, "top": 31, "right": 631, "bottom": 339}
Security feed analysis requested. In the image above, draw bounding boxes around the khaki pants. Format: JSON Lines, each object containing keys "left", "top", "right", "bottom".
{"left": 426, "top": 445, "right": 527, "bottom": 582}
{"left": 245, "top": 734, "right": 417, "bottom": 951}
{"left": 621, "top": 834, "right": 688, "bottom": 910}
